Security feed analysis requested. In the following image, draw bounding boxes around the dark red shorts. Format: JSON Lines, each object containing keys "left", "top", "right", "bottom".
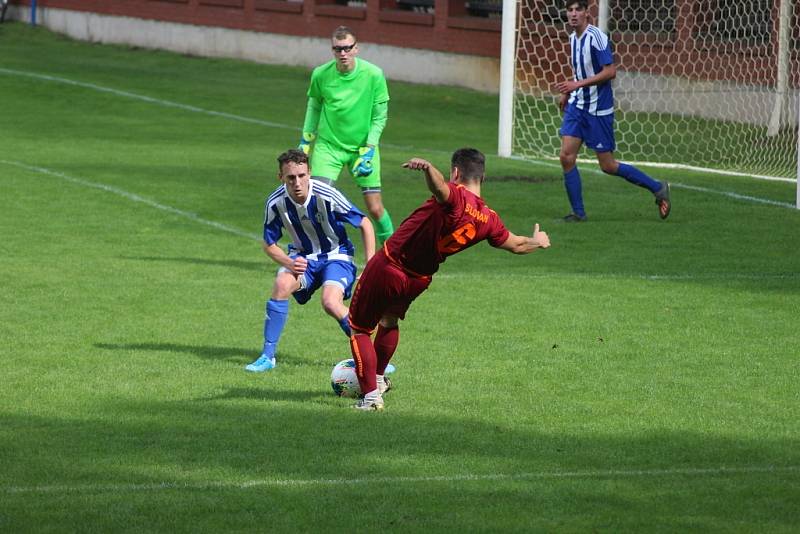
{"left": 349, "top": 249, "right": 431, "bottom": 334}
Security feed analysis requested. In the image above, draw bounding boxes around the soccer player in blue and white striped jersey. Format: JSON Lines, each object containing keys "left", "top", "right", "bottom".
{"left": 556, "top": 0, "right": 671, "bottom": 221}
{"left": 245, "top": 149, "right": 376, "bottom": 372}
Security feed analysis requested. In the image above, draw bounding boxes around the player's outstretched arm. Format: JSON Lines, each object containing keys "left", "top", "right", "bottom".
{"left": 358, "top": 216, "right": 376, "bottom": 263}
{"left": 402, "top": 158, "right": 449, "bottom": 203}
{"left": 499, "top": 224, "right": 551, "bottom": 254}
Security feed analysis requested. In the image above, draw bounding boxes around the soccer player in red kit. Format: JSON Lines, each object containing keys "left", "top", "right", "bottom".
{"left": 348, "top": 148, "right": 551, "bottom": 411}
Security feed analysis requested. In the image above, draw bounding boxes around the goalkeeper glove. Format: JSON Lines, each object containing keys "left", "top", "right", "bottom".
{"left": 352, "top": 146, "right": 375, "bottom": 177}
{"left": 298, "top": 132, "right": 316, "bottom": 155}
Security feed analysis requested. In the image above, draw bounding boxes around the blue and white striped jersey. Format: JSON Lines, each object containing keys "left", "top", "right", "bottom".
{"left": 567, "top": 24, "right": 615, "bottom": 116}
{"left": 263, "top": 179, "right": 365, "bottom": 263}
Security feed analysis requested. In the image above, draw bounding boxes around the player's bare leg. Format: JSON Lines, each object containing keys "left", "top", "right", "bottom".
{"left": 595, "top": 151, "right": 619, "bottom": 175}
{"left": 320, "top": 283, "right": 352, "bottom": 336}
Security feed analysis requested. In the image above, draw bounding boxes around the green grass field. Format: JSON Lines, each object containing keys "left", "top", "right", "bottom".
{"left": 2, "top": 22, "right": 799, "bottom": 532}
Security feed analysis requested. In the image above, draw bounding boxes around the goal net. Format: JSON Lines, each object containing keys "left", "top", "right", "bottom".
{"left": 500, "top": 0, "right": 800, "bottom": 184}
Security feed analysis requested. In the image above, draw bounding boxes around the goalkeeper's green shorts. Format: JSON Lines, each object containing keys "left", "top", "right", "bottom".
{"left": 310, "top": 141, "right": 382, "bottom": 189}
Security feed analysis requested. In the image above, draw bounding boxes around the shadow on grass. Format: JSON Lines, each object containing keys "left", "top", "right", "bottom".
{"left": 93, "top": 342, "right": 328, "bottom": 367}
{"left": 197, "top": 387, "right": 325, "bottom": 402}
{"left": 121, "top": 256, "right": 267, "bottom": 271}
{"left": 94, "top": 342, "right": 251, "bottom": 361}
{"left": 1, "top": 401, "right": 798, "bottom": 530}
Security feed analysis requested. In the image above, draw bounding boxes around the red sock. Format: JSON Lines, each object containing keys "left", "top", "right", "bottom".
{"left": 350, "top": 333, "right": 377, "bottom": 393}
{"left": 374, "top": 325, "right": 399, "bottom": 375}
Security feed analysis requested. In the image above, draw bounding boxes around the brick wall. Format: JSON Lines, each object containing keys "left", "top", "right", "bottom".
{"left": 18, "top": 0, "right": 503, "bottom": 57}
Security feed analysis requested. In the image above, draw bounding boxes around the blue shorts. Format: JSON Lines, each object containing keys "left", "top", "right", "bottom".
{"left": 559, "top": 106, "right": 616, "bottom": 153}
{"left": 280, "top": 258, "right": 357, "bottom": 305}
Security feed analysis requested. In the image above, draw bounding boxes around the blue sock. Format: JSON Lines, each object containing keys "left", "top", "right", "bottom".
{"left": 616, "top": 163, "right": 661, "bottom": 194}
{"left": 564, "top": 167, "right": 585, "bottom": 216}
{"left": 339, "top": 314, "right": 352, "bottom": 337}
{"left": 262, "top": 299, "right": 289, "bottom": 358}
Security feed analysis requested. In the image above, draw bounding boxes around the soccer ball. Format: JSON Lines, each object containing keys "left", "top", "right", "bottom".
{"left": 331, "top": 359, "right": 361, "bottom": 398}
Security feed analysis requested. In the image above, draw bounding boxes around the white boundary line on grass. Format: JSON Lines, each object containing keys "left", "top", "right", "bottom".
{"left": 1, "top": 67, "right": 796, "bottom": 209}
{"left": 0, "top": 159, "right": 260, "bottom": 241}
{"left": 671, "top": 183, "right": 796, "bottom": 208}
{"left": 4, "top": 158, "right": 800, "bottom": 279}
{"left": 4, "top": 159, "right": 799, "bottom": 279}
{"left": 507, "top": 154, "right": 797, "bottom": 184}
{"left": 4, "top": 465, "right": 799, "bottom": 494}
{"left": 0, "top": 67, "right": 296, "bottom": 131}
{"left": 4, "top": 158, "right": 794, "bottom": 281}
{"left": 512, "top": 156, "right": 797, "bottom": 208}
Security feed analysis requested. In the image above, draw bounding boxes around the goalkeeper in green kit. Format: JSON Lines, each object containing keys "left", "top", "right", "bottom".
{"left": 299, "top": 26, "right": 394, "bottom": 244}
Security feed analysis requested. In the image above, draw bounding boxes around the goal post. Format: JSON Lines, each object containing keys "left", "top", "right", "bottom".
{"left": 498, "top": 0, "right": 517, "bottom": 157}
{"left": 498, "top": 0, "right": 800, "bottom": 208}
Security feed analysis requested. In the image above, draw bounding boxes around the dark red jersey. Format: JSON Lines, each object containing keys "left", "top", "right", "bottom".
{"left": 384, "top": 182, "right": 510, "bottom": 276}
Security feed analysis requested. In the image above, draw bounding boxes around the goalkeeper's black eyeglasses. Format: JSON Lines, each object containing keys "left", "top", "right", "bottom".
{"left": 332, "top": 43, "right": 357, "bottom": 53}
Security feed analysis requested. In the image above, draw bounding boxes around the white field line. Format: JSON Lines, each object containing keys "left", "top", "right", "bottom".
{"left": 4, "top": 465, "right": 799, "bottom": 494}
{"left": 0, "top": 159, "right": 260, "bottom": 241}
{"left": 1, "top": 160, "right": 790, "bottom": 281}
{"left": 627, "top": 160, "right": 796, "bottom": 184}
{"left": 512, "top": 156, "right": 796, "bottom": 208}
{"left": 668, "top": 183, "right": 796, "bottom": 208}
{"left": 0, "top": 67, "right": 428, "bottom": 154}
{"left": 0, "top": 67, "right": 296, "bottom": 131}
{"left": 3, "top": 160, "right": 798, "bottom": 282}
{"left": 516, "top": 154, "right": 797, "bottom": 184}
{"left": 0, "top": 68, "right": 795, "bottom": 209}
{"left": 3, "top": 157, "right": 798, "bottom": 281}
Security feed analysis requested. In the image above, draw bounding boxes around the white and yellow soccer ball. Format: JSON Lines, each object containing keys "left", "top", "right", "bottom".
{"left": 330, "top": 359, "right": 361, "bottom": 398}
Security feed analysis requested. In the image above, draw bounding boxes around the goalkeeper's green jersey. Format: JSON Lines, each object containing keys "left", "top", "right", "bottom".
{"left": 307, "top": 58, "right": 390, "bottom": 152}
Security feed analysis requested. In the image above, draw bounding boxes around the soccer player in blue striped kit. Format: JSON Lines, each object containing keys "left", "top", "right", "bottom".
{"left": 246, "top": 149, "right": 376, "bottom": 372}
{"left": 557, "top": 0, "right": 671, "bottom": 221}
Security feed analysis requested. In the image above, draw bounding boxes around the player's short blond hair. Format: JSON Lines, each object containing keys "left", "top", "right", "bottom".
{"left": 332, "top": 26, "right": 356, "bottom": 42}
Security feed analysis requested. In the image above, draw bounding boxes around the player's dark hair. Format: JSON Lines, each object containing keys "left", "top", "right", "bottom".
{"left": 332, "top": 25, "right": 356, "bottom": 42}
{"left": 277, "top": 149, "right": 308, "bottom": 172}
{"left": 451, "top": 148, "right": 485, "bottom": 182}
{"left": 565, "top": 0, "right": 587, "bottom": 9}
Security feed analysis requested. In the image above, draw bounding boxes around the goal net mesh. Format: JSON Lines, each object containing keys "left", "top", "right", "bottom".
{"left": 511, "top": 0, "right": 800, "bottom": 179}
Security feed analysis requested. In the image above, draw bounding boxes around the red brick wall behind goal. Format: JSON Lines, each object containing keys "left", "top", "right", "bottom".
{"left": 14, "top": 0, "right": 503, "bottom": 57}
